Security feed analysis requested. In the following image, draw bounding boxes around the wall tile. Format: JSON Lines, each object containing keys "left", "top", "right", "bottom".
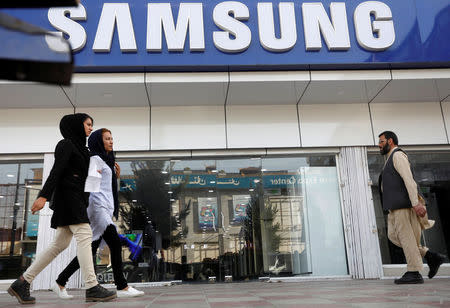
{"left": 370, "top": 102, "right": 448, "bottom": 145}
{"left": 0, "top": 108, "right": 73, "bottom": 153}
{"left": 226, "top": 105, "right": 300, "bottom": 148}
{"left": 77, "top": 107, "right": 150, "bottom": 151}
{"left": 441, "top": 101, "right": 450, "bottom": 144}
{"left": 299, "top": 104, "right": 373, "bottom": 147}
{"left": 151, "top": 106, "right": 226, "bottom": 150}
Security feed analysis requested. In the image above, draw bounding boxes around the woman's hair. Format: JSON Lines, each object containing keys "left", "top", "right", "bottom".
{"left": 101, "top": 128, "right": 111, "bottom": 136}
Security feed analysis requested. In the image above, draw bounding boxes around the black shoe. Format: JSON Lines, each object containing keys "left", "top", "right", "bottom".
{"left": 85, "top": 284, "right": 117, "bottom": 302}
{"left": 394, "top": 271, "right": 424, "bottom": 284}
{"left": 425, "top": 251, "right": 446, "bottom": 279}
{"left": 7, "top": 276, "right": 36, "bottom": 304}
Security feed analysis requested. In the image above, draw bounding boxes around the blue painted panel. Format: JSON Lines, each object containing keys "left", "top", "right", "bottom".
{"left": 4, "top": 0, "right": 446, "bottom": 71}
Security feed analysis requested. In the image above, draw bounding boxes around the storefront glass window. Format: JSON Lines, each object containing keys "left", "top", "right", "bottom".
{"left": 106, "top": 155, "right": 347, "bottom": 283}
{"left": 0, "top": 162, "right": 43, "bottom": 279}
{"left": 368, "top": 151, "right": 450, "bottom": 265}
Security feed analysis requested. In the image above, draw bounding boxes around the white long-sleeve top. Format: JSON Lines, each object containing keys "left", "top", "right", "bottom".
{"left": 87, "top": 155, "right": 115, "bottom": 241}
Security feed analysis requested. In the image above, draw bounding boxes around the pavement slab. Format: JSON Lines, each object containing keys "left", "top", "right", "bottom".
{"left": 0, "top": 278, "right": 449, "bottom": 307}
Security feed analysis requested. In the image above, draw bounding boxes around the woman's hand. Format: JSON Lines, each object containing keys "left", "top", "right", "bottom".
{"left": 31, "top": 197, "right": 47, "bottom": 215}
{"left": 115, "top": 162, "right": 121, "bottom": 178}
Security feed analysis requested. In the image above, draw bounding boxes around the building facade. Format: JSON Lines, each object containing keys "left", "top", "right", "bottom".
{"left": 0, "top": 0, "right": 449, "bottom": 289}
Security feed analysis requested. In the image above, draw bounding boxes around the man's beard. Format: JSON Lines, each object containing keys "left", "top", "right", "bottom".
{"left": 380, "top": 143, "right": 390, "bottom": 155}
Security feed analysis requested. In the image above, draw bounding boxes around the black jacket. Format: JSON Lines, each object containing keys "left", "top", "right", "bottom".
{"left": 39, "top": 138, "right": 90, "bottom": 228}
{"left": 378, "top": 148, "right": 414, "bottom": 211}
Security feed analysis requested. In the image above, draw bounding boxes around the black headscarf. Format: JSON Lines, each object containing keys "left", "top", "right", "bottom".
{"left": 88, "top": 128, "right": 119, "bottom": 219}
{"left": 59, "top": 113, "right": 92, "bottom": 162}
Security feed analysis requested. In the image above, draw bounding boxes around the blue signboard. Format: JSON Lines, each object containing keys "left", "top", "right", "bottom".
{"left": 120, "top": 173, "right": 338, "bottom": 191}
{"left": 2, "top": 0, "right": 448, "bottom": 71}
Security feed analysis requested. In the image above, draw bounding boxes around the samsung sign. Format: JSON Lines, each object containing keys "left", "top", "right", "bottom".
{"left": 49, "top": 1, "right": 395, "bottom": 53}
{"left": 5, "top": 0, "right": 449, "bottom": 71}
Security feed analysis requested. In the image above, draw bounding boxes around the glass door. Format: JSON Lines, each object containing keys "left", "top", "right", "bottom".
{"left": 261, "top": 158, "right": 312, "bottom": 276}
{"left": 115, "top": 154, "right": 347, "bottom": 283}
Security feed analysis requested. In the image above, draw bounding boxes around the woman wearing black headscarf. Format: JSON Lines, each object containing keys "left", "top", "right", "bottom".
{"left": 8, "top": 114, "right": 116, "bottom": 305}
{"left": 54, "top": 128, "right": 144, "bottom": 298}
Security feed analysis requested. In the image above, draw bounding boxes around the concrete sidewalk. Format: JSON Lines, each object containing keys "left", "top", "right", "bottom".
{"left": 1, "top": 278, "right": 449, "bottom": 307}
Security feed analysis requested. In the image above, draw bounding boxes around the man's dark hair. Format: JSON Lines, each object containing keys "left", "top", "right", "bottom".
{"left": 379, "top": 131, "right": 398, "bottom": 145}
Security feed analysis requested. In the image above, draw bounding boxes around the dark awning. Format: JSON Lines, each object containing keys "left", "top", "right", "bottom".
{"left": 0, "top": 12, "right": 73, "bottom": 85}
{"left": 0, "top": 1, "right": 79, "bottom": 8}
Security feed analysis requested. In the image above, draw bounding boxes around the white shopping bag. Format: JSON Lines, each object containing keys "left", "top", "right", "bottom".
{"left": 84, "top": 156, "right": 102, "bottom": 192}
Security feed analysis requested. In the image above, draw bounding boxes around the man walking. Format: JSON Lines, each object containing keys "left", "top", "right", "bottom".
{"left": 378, "top": 131, "right": 445, "bottom": 284}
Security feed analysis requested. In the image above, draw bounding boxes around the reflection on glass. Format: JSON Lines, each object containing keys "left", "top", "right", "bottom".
{"left": 113, "top": 155, "right": 347, "bottom": 283}
{"left": 0, "top": 162, "right": 43, "bottom": 279}
{"left": 261, "top": 157, "right": 310, "bottom": 276}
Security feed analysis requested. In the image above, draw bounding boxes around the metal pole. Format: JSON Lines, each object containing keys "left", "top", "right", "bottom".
{"left": 10, "top": 164, "right": 21, "bottom": 256}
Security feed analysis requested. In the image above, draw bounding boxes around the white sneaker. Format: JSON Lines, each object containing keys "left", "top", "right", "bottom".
{"left": 117, "top": 286, "right": 145, "bottom": 298}
{"left": 51, "top": 283, "right": 74, "bottom": 299}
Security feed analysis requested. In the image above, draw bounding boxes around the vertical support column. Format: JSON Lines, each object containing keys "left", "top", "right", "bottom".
{"left": 338, "top": 147, "right": 383, "bottom": 279}
{"left": 33, "top": 154, "right": 82, "bottom": 290}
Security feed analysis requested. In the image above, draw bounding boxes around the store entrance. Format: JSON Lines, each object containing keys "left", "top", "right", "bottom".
{"left": 106, "top": 155, "right": 347, "bottom": 284}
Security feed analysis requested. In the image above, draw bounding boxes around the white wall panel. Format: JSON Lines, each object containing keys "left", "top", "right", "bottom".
{"left": 226, "top": 105, "right": 300, "bottom": 148}
{"left": 63, "top": 73, "right": 149, "bottom": 107}
{"left": 372, "top": 69, "right": 450, "bottom": 104}
{"left": 299, "top": 104, "right": 373, "bottom": 147}
{"left": 227, "top": 71, "right": 309, "bottom": 105}
{"left": 151, "top": 106, "right": 226, "bottom": 150}
{"left": 0, "top": 108, "right": 73, "bottom": 153}
{"left": 76, "top": 107, "right": 150, "bottom": 151}
{"left": 301, "top": 70, "right": 390, "bottom": 104}
{"left": 0, "top": 81, "right": 72, "bottom": 108}
{"left": 442, "top": 101, "right": 450, "bottom": 142}
{"left": 146, "top": 72, "right": 228, "bottom": 106}
{"left": 370, "top": 102, "right": 448, "bottom": 145}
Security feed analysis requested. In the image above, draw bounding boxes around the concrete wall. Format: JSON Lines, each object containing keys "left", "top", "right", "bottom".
{"left": 0, "top": 69, "right": 449, "bottom": 153}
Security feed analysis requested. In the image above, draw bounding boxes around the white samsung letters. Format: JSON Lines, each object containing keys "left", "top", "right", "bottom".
{"left": 47, "top": 1, "right": 395, "bottom": 53}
